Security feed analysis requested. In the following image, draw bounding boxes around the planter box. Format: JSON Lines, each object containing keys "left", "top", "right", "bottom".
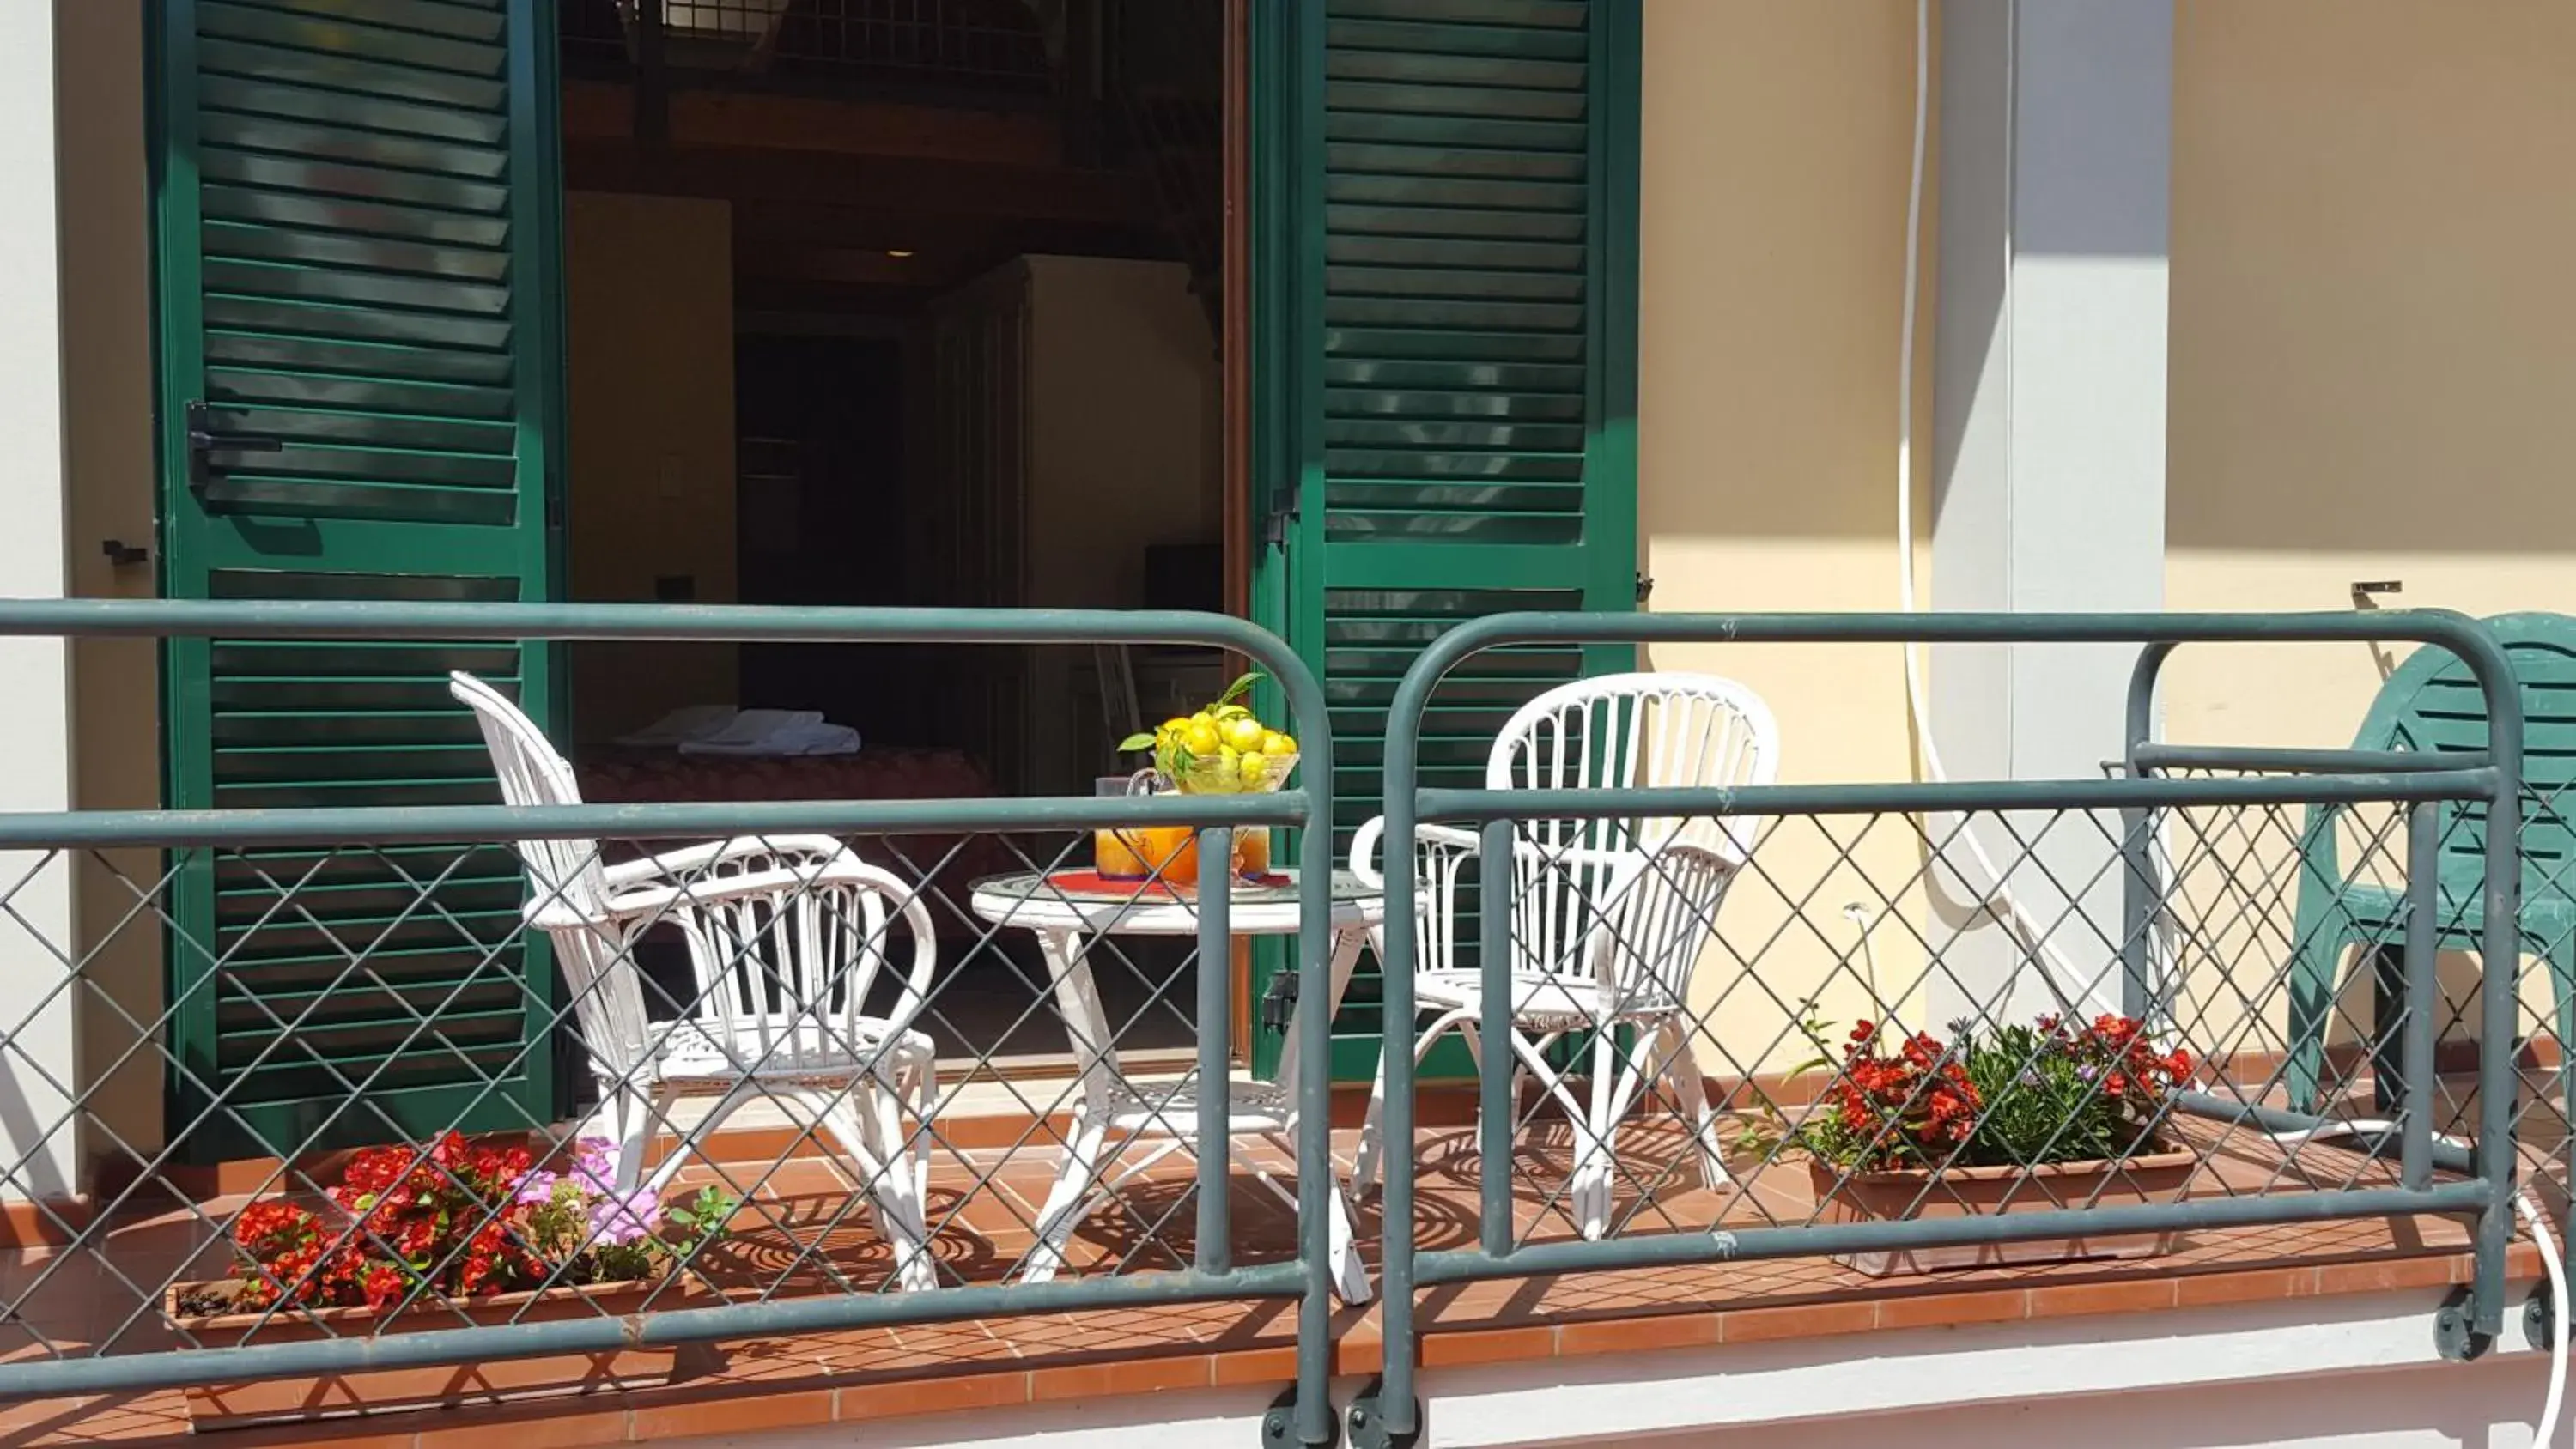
{"left": 166, "top": 1278, "right": 681, "bottom": 1430}
{"left": 1807, "top": 1145, "right": 2197, "bottom": 1277}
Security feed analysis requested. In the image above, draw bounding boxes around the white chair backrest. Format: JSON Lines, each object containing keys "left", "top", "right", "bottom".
{"left": 669, "top": 846, "right": 935, "bottom": 1069}
{"left": 450, "top": 671, "right": 649, "bottom": 1076}
{"left": 1488, "top": 672, "right": 1779, "bottom": 1009}
{"left": 450, "top": 671, "right": 607, "bottom": 916}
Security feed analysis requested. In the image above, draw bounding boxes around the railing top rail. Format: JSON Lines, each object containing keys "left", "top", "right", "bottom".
{"left": 0, "top": 793, "right": 1311, "bottom": 851}
{"left": 0, "top": 598, "right": 1278, "bottom": 652}
{"left": 1382, "top": 607, "right": 2524, "bottom": 803}
{"left": 2125, "top": 743, "right": 2488, "bottom": 775}
{"left": 1399, "top": 606, "right": 2494, "bottom": 655}
{"left": 1410, "top": 769, "right": 2504, "bottom": 824}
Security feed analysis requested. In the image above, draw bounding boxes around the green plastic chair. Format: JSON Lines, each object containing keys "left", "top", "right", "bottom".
{"left": 2287, "top": 612, "right": 2576, "bottom": 1124}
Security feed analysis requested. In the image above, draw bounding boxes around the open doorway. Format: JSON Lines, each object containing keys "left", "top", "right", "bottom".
{"left": 551, "top": 0, "right": 1236, "bottom": 1075}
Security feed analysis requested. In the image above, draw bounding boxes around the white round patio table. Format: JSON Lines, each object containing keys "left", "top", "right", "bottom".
{"left": 967, "top": 868, "right": 1381, "bottom": 1303}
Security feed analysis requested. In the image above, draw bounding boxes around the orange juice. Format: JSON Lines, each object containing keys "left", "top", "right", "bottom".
{"left": 1095, "top": 828, "right": 1150, "bottom": 880}
{"left": 1234, "top": 827, "right": 1273, "bottom": 877}
{"left": 1133, "top": 826, "right": 1202, "bottom": 888}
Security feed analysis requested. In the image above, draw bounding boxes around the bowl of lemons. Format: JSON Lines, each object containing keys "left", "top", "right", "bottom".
{"left": 1120, "top": 671, "right": 1298, "bottom": 796}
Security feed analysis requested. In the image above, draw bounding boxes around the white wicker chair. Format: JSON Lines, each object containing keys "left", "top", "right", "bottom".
{"left": 1350, "top": 671, "right": 1778, "bottom": 1240}
{"left": 452, "top": 672, "right": 941, "bottom": 1290}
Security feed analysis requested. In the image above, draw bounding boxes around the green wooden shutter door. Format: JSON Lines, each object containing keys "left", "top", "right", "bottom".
{"left": 1250, "top": 0, "right": 1642, "bottom": 1080}
{"left": 152, "top": 0, "right": 566, "bottom": 1161}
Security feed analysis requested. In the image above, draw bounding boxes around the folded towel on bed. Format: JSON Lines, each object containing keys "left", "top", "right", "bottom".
{"left": 616, "top": 706, "right": 861, "bottom": 756}
{"left": 613, "top": 704, "right": 740, "bottom": 748}
{"left": 678, "top": 710, "right": 861, "bottom": 757}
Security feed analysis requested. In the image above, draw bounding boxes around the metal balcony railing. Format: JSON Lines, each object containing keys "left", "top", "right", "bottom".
{"left": 1357, "top": 611, "right": 2552, "bottom": 1448}
{"left": 0, "top": 601, "right": 1341, "bottom": 1446}
{"left": 0, "top": 603, "right": 2555, "bottom": 1449}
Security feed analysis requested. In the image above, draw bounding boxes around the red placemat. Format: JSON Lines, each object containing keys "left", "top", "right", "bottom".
{"left": 1042, "top": 869, "right": 1292, "bottom": 899}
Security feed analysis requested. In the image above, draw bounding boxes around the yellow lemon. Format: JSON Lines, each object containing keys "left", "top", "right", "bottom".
{"left": 1238, "top": 750, "right": 1272, "bottom": 787}
{"left": 1261, "top": 731, "right": 1292, "bottom": 756}
{"left": 1223, "top": 716, "right": 1267, "bottom": 754}
{"left": 1182, "top": 720, "right": 1222, "bottom": 756}
{"left": 1161, "top": 717, "right": 1191, "bottom": 737}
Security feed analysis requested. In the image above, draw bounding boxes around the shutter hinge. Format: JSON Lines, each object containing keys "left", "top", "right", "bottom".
{"left": 1635, "top": 572, "right": 1656, "bottom": 605}
{"left": 185, "top": 400, "right": 282, "bottom": 500}
{"left": 1261, "top": 501, "right": 1297, "bottom": 550}
{"left": 1258, "top": 969, "right": 1300, "bottom": 1034}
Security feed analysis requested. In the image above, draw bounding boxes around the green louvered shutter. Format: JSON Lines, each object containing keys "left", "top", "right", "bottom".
{"left": 1250, "top": 0, "right": 1641, "bottom": 1079}
{"left": 152, "top": 0, "right": 566, "bottom": 1161}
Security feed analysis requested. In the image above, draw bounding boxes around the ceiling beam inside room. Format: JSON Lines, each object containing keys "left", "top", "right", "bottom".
{"left": 560, "top": 79, "right": 1176, "bottom": 314}
{"left": 558, "top": 80, "right": 1066, "bottom": 167}
{"left": 729, "top": 198, "right": 1151, "bottom": 261}
{"left": 563, "top": 138, "right": 1157, "bottom": 226}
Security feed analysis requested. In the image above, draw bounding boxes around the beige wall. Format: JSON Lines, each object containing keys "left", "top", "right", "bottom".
{"left": 1637, "top": 0, "right": 2576, "bottom": 1078}
{"left": 563, "top": 191, "right": 740, "bottom": 743}
{"left": 2166, "top": 0, "right": 2576, "bottom": 747}
{"left": 2165, "top": 1, "right": 2576, "bottom": 1052}
{"left": 1022, "top": 253, "right": 1218, "bottom": 613}
{"left": 1637, "top": 0, "right": 1941, "bottom": 1073}
{"left": 1017, "top": 253, "right": 1219, "bottom": 792}
{"left": 58, "top": 0, "right": 163, "bottom": 1163}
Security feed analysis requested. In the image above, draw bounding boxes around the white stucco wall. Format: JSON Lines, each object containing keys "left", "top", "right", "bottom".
{"left": 0, "top": 0, "right": 79, "bottom": 1201}
{"left": 623, "top": 1287, "right": 2560, "bottom": 1449}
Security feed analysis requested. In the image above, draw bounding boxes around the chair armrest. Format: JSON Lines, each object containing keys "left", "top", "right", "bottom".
{"left": 600, "top": 834, "right": 862, "bottom": 889}
{"left": 2288, "top": 801, "right": 2349, "bottom": 905}
{"left": 1351, "top": 815, "right": 1736, "bottom": 882}
{"left": 1349, "top": 815, "right": 1483, "bottom": 888}
{"left": 598, "top": 855, "right": 917, "bottom": 920}
{"left": 594, "top": 856, "right": 942, "bottom": 1027}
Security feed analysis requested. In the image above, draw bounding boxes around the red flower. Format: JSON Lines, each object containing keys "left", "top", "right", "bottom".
{"left": 361, "top": 1265, "right": 405, "bottom": 1312}
{"left": 1819, "top": 1022, "right": 1985, "bottom": 1171}
{"left": 217, "top": 1132, "right": 595, "bottom": 1313}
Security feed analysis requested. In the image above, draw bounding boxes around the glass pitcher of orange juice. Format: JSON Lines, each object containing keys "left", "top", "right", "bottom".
{"left": 1093, "top": 773, "right": 1157, "bottom": 881}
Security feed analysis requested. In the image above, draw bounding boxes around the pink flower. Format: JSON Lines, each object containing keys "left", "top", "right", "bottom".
{"left": 587, "top": 1187, "right": 662, "bottom": 1246}
{"left": 572, "top": 1138, "right": 621, "bottom": 1191}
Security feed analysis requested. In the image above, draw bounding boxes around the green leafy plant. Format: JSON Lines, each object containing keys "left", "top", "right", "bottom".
{"left": 659, "top": 1184, "right": 737, "bottom": 1252}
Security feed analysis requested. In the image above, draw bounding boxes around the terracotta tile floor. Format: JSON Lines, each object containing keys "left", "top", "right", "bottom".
{"left": 0, "top": 1070, "right": 2563, "bottom": 1446}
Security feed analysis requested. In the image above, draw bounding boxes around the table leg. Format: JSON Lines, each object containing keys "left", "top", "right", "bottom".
{"left": 1275, "top": 925, "right": 1367, "bottom": 1108}
{"left": 1023, "top": 927, "right": 1117, "bottom": 1284}
{"left": 1290, "top": 926, "right": 1376, "bottom": 1305}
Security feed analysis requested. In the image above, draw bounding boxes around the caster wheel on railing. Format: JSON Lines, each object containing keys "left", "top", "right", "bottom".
{"left": 1343, "top": 1383, "right": 1420, "bottom": 1449}
{"left": 2437, "top": 1293, "right": 2494, "bottom": 1362}
{"left": 1263, "top": 1386, "right": 1339, "bottom": 1449}
{"left": 2527, "top": 1287, "right": 2558, "bottom": 1351}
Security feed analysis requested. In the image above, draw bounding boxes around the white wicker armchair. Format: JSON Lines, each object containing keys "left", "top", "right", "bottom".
{"left": 452, "top": 671, "right": 942, "bottom": 1290}
{"left": 1350, "top": 671, "right": 1778, "bottom": 1240}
